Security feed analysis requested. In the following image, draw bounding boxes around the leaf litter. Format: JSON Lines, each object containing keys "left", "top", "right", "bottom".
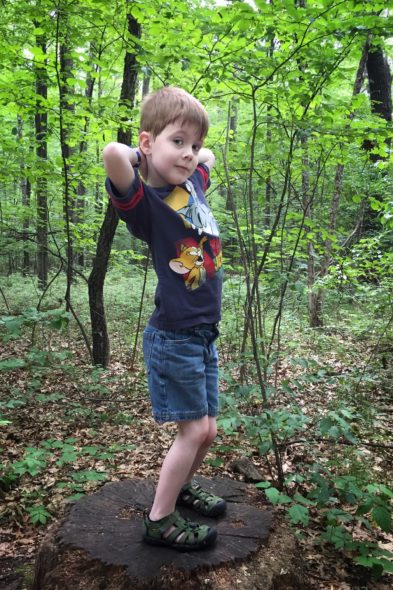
{"left": 0, "top": 327, "right": 392, "bottom": 590}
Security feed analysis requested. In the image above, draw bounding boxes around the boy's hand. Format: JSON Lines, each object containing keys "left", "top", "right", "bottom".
{"left": 198, "top": 148, "right": 215, "bottom": 171}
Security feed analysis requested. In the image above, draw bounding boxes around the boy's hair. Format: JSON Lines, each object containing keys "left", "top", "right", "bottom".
{"left": 140, "top": 87, "right": 209, "bottom": 140}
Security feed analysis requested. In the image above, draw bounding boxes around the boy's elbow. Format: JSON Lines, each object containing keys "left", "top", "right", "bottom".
{"left": 205, "top": 150, "right": 216, "bottom": 170}
{"left": 102, "top": 142, "right": 119, "bottom": 162}
{"left": 198, "top": 148, "right": 215, "bottom": 169}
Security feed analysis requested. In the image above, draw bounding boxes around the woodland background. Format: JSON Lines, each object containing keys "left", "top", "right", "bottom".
{"left": 0, "top": 0, "right": 392, "bottom": 588}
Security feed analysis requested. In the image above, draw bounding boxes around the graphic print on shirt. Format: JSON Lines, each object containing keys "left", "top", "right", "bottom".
{"left": 169, "top": 236, "right": 223, "bottom": 291}
{"left": 164, "top": 182, "right": 219, "bottom": 237}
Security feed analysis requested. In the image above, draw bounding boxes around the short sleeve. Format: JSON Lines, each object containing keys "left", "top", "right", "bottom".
{"left": 105, "top": 172, "right": 151, "bottom": 242}
{"left": 196, "top": 163, "right": 211, "bottom": 192}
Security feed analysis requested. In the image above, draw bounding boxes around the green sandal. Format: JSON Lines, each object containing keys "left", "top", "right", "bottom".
{"left": 143, "top": 510, "right": 217, "bottom": 551}
{"left": 177, "top": 481, "right": 227, "bottom": 517}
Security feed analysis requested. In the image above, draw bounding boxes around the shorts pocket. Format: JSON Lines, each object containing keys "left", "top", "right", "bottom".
{"left": 158, "top": 329, "right": 193, "bottom": 344}
{"left": 142, "top": 330, "right": 155, "bottom": 371}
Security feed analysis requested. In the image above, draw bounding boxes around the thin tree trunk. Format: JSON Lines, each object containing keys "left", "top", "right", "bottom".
{"left": 58, "top": 33, "right": 76, "bottom": 307}
{"left": 17, "top": 115, "right": 31, "bottom": 274}
{"left": 302, "top": 137, "right": 322, "bottom": 327}
{"left": 75, "top": 43, "right": 97, "bottom": 268}
{"left": 35, "top": 31, "right": 48, "bottom": 289}
{"left": 142, "top": 73, "right": 150, "bottom": 97}
{"left": 264, "top": 32, "right": 275, "bottom": 229}
{"left": 308, "top": 38, "right": 370, "bottom": 325}
{"left": 95, "top": 62, "right": 104, "bottom": 215}
{"left": 88, "top": 12, "right": 141, "bottom": 367}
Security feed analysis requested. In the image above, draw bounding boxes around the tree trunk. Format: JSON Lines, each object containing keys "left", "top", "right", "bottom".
{"left": 308, "top": 39, "right": 369, "bottom": 325}
{"left": 366, "top": 47, "right": 392, "bottom": 127}
{"left": 17, "top": 115, "right": 31, "bottom": 274}
{"left": 142, "top": 73, "right": 150, "bottom": 97}
{"left": 35, "top": 32, "right": 48, "bottom": 289}
{"left": 264, "top": 105, "right": 272, "bottom": 229}
{"left": 31, "top": 478, "right": 305, "bottom": 590}
{"left": 361, "top": 44, "right": 392, "bottom": 233}
{"left": 88, "top": 12, "right": 141, "bottom": 367}
{"left": 76, "top": 43, "right": 97, "bottom": 268}
{"left": 264, "top": 32, "right": 275, "bottom": 229}
{"left": 59, "top": 33, "right": 76, "bottom": 308}
{"left": 302, "top": 137, "right": 322, "bottom": 327}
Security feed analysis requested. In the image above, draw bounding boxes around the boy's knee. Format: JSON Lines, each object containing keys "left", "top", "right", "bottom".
{"left": 179, "top": 417, "right": 210, "bottom": 446}
{"left": 206, "top": 420, "right": 217, "bottom": 446}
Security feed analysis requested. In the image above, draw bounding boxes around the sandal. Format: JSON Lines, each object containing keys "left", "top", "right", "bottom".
{"left": 143, "top": 510, "right": 217, "bottom": 551}
{"left": 177, "top": 481, "right": 227, "bottom": 517}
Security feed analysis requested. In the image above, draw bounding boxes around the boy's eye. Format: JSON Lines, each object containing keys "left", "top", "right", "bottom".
{"left": 192, "top": 144, "right": 201, "bottom": 153}
{"left": 173, "top": 138, "right": 183, "bottom": 146}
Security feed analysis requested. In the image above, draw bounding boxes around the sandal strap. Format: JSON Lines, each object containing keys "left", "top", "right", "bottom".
{"left": 178, "top": 481, "right": 227, "bottom": 517}
{"left": 182, "top": 482, "right": 221, "bottom": 507}
{"left": 144, "top": 509, "right": 211, "bottom": 546}
{"left": 156, "top": 511, "right": 179, "bottom": 534}
{"left": 165, "top": 517, "right": 204, "bottom": 545}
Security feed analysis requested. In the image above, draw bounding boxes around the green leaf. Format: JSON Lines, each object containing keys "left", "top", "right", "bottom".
{"left": 258, "top": 440, "right": 272, "bottom": 455}
{"left": 27, "top": 505, "right": 51, "bottom": 525}
{"left": 255, "top": 481, "right": 271, "bottom": 489}
{"left": 0, "top": 358, "right": 26, "bottom": 371}
{"left": 71, "top": 470, "right": 107, "bottom": 483}
{"left": 288, "top": 504, "right": 309, "bottom": 526}
{"left": 293, "top": 493, "right": 315, "bottom": 506}
{"left": 265, "top": 487, "right": 280, "bottom": 504}
{"left": 355, "top": 556, "right": 393, "bottom": 574}
{"left": 372, "top": 506, "right": 391, "bottom": 533}
{"left": 265, "top": 487, "right": 292, "bottom": 505}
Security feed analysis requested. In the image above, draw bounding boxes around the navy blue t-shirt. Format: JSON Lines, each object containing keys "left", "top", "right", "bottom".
{"left": 105, "top": 164, "right": 223, "bottom": 330}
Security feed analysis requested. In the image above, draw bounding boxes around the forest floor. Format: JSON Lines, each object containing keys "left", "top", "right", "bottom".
{"left": 0, "top": 325, "right": 392, "bottom": 590}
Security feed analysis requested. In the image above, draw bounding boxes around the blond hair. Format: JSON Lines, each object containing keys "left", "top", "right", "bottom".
{"left": 140, "top": 87, "right": 209, "bottom": 140}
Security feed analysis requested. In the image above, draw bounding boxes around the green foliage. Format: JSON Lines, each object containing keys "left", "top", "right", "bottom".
{"left": 0, "top": 308, "right": 70, "bottom": 343}
{"left": 0, "top": 0, "right": 392, "bottom": 581}
{"left": 27, "top": 505, "right": 51, "bottom": 526}
{"left": 259, "top": 471, "right": 393, "bottom": 575}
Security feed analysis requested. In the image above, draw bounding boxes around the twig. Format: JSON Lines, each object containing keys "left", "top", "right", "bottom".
{"left": 67, "top": 299, "right": 93, "bottom": 363}
{"left": 279, "top": 437, "right": 393, "bottom": 450}
{"left": 354, "top": 308, "right": 393, "bottom": 393}
{"left": 130, "top": 251, "right": 149, "bottom": 371}
{"left": 0, "top": 285, "right": 10, "bottom": 312}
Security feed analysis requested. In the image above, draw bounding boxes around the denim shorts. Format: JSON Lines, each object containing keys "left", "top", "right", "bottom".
{"left": 142, "top": 323, "right": 220, "bottom": 423}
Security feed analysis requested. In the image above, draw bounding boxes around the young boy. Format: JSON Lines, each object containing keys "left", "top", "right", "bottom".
{"left": 103, "top": 87, "right": 225, "bottom": 552}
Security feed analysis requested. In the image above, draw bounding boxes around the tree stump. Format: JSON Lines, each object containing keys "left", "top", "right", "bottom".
{"left": 31, "top": 476, "right": 282, "bottom": 590}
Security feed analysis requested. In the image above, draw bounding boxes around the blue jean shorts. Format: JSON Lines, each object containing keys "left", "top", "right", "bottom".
{"left": 142, "top": 323, "right": 220, "bottom": 423}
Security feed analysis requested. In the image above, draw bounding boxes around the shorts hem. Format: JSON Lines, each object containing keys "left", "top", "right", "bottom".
{"left": 153, "top": 409, "right": 209, "bottom": 424}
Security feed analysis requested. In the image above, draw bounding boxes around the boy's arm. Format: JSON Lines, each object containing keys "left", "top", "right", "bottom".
{"left": 198, "top": 148, "right": 215, "bottom": 172}
{"left": 103, "top": 142, "right": 141, "bottom": 195}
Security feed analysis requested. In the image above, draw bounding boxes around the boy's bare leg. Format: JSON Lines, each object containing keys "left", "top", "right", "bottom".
{"left": 183, "top": 416, "right": 217, "bottom": 485}
{"left": 149, "top": 416, "right": 212, "bottom": 521}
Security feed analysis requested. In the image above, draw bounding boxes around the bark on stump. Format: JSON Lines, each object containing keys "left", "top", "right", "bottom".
{"left": 31, "top": 476, "right": 306, "bottom": 590}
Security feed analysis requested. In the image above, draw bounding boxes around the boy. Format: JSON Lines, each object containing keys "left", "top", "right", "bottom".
{"left": 103, "top": 87, "right": 225, "bottom": 551}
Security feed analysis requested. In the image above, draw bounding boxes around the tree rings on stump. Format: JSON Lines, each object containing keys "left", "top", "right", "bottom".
{"left": 32, "top": 476, "right": 273, "bottom": 590}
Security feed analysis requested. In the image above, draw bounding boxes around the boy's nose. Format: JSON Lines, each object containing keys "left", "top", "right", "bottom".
{"left": 183, "top": 145, "right": 193, "bottom": 159}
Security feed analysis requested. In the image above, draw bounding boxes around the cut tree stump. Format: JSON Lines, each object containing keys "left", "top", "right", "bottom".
{"left": 32, "top": 476, "right": 304, "bottom": 590}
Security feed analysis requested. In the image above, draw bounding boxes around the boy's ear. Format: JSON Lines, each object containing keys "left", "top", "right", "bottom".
{"left": 139, "top": 131, "right": 153, "bottom": 155}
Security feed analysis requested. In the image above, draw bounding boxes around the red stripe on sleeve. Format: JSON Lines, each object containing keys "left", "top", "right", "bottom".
{"left": 111, "top": 184, "right": 144, "bottom": 211}
{"left": 197, "top": 164, "right": 209, "bottom": 192}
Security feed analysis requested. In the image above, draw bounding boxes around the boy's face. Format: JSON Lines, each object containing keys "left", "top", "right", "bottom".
{"left": 140, "top": 120, "right": 203, "bottom": 187}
